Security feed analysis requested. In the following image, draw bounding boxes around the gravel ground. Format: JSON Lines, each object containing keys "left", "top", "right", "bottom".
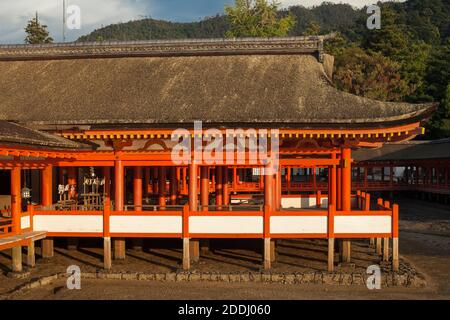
{"left": 1, "top": 196, "right": 449, "bottom": 300}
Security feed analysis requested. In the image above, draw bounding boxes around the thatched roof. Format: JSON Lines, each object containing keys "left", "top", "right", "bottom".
{"left": 353, "top": 139, "right": 450, "bottom": 162}
{"left": 0, "top": 120, "right": 89, "bottom": 150}
{"left": 0, "top": 37, "right": 433, "bottom": 128}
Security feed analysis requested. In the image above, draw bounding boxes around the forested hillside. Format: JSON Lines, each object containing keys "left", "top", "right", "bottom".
{"left": 78, "top": 0, "right": 449, "bottom": 138}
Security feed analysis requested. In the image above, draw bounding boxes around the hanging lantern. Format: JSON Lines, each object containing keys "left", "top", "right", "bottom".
{"left": 21, "top": 186, "right": 31, "bottom": 199}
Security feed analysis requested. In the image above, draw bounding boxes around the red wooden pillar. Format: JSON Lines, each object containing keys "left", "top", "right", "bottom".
{"left": 10, "top": 166, "right": 22, "bottom": 272}
{"left": 341, "top": 147, "right": 352, "bottom": 263}
{"left": 200, "top": 166, "right": 209, "bottom": 211}
{"left": 41, "top": 165, "right": 54, "bottom": 258}
{"left": 144, "top": 168, "right": 151, "bottom": 197}
{"left": 114, "top": 161, "right": 124, "bottom": 211}
{"left": 264, "top": 163, "right": 275, "bottom": 268}
{"left": 189, "top": 162, "right": 198, "bottom": 211}
{"left": 341, "top": 148, "right": 351, "bottom": 211}
{"left": 114, "top": 160, "right": 126, "bottom": 260}
{"left": 67, "top": 167, "right": 77, "bottom": 185}
{"left": 11, "top": 167, "right": 21, "bottom": 234}
{"left": 330, "top": 153, "right": 337, "bottom": 207}
{"left": 170, "top": 167, "right": 178, "bottom": 205}
{"left": 182, "top": 167, "right": 188, "bottom": 194}
{"left": 264, "top": 165, "right": 274, "bottom": 210}
{"left": 215, "top": 167, "right": 223, "bottom": 206}
{"left": 41, "top": 165, "right": 53, "bottom": 207}
{"left": 133, "top": 167, "right": 142, "bottom": 211}
{"left": 189, "top": 161, "right": 199, "bottom": 262}
{"left": 132, "top": 167, "right": 143, "bottom": 250}
{"left": 103, "top": 167, "right": 111, "bottom": 199}
{"left": 272, "top": 170, "right": 278, "bottom": 210}
{"left": 312, "top": 167, "right": 317, "bottom": 191}
{"left": 277, "top": 167, "right": 282, "bottom": 210}
{"left": 337, "top": 154, "right": 342, "bottom": 211}
{"left": 67, "top": 167, "right": 77, "bottom": 200}
{"left": 286, "top": 167, "right": 291, "bottom": 194}
{"left": 152, "top": 167, "right": 158, "bottom": 195}
{"left": 390, "top": 166, "right": 394, "bottom": 186}
{"left": 233, "top": 167, "right": 237, "bottom": 192}
{"left": 222, "top": 166, "right": 229, "bottom": 206}
{"left": 364, "top": 165, "right": 368, "bottom": 189}
{"left": 158, "top": 167, "right": 166, "bottom": 208}
{"left": 445, "top": 167, "right": 449, "bottom": 189}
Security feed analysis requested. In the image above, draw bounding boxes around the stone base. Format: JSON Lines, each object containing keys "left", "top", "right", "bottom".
{"left": 6, "top": 271, "right": 31, "bottom": 279}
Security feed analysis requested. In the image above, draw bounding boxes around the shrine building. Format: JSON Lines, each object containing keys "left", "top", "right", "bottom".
{"left": 0, "top": 37, "right": 434, "bottom": 273}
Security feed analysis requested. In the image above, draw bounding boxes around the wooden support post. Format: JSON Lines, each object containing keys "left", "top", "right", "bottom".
{"left": 114, "top": 239, "right": 126, "bottom": 260}
{"left": 341, "top": 240, "right": 351, "bottom": 263}
{"left": 104, "top": 237, "right": 112, "bottom": 270}
{"left": 114, "top": 160, "right": 125, "bottom": 260}
{"left": 42, "top": 238, "right": 54, "bottom": 258}
{"left": 383, "top": 237, "right": 389, "bottom": 261}
{"left": 182, "top": 205, "right": 190, "bottom": 270}
{"left": 392, "top": 204, "right": 399, "bottom": 271}
{"left": 183, "top": 237, "right": 190, "bottom": 270}
{"left": 328, "top": 204, "right": 335, "bottom": 272}
{"left": 328, "top": 238, "right": 334, "bottom": 272}
{"left": 392, "top": 238, "right": 399, "bottom": 271}
{"left": 27, "top": 241, "right": 35, "bottom": 268}
{"left": 263, "top": 238, "right": 271, "bottom": 270}
{"left": 67, "top": 237, "right": 79, "bottom": 250}
{"left": 376, "top": 238, "right": 382, "bottom": 255}
{"left": 270, "top": 239, "right": 276, "bottom": 262}
{"left": 12, "top": 246, "right": 22, "bottom": 273}
{"left": 189, "top": 240, "right": 200, "bottom": 263}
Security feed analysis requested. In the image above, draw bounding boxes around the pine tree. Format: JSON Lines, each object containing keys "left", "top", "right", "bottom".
{"left": 24, "top": 12, "right": 53, "bottom": 44}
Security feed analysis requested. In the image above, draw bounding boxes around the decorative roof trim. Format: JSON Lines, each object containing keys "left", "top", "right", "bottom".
{"left": 0, "top": 36, "right": 325, "bottom": 62}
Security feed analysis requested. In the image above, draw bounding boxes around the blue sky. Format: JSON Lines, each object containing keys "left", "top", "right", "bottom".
{"left": 0, "top": 0, "right": 398, "bottom": 44}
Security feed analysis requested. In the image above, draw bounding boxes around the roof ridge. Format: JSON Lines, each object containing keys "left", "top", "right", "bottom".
{"left": 0, "top": 36, "right": 327, "bottom": 62}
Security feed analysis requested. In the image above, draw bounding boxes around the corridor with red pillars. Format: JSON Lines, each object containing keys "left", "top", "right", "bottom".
{"left": 0, "top": 37, "right": 435, "bottom": 275}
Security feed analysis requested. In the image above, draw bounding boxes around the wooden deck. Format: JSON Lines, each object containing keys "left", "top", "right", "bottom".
{"left": 0, "top": 231, "right": 47, "bottom": 251}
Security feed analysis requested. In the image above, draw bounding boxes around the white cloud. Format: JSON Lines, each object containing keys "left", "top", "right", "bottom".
{"left": 0, "top": 0, "right": 147, "bottom": 44}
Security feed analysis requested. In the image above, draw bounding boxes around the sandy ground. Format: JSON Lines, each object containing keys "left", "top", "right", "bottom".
{"left": 1, "top": 197, "right": 449, "bottom": 300}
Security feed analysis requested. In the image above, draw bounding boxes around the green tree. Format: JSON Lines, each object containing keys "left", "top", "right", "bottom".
{"left": 302, "top": 20, "right": 321, "bottom": 36}
{"left": 24, "top": 12, "right": 53, "bottom": 44}
{"left": 333, "top": 47, "right": 409, "bottom": 102}
{"left": 423, "top": 39, "right": 450, "bottom": 138}
{"left": 363, "top": 5, "right": 409, "bottom": 59}
{"left": 225, "top": 0, "right": 296, "bottom": 38}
